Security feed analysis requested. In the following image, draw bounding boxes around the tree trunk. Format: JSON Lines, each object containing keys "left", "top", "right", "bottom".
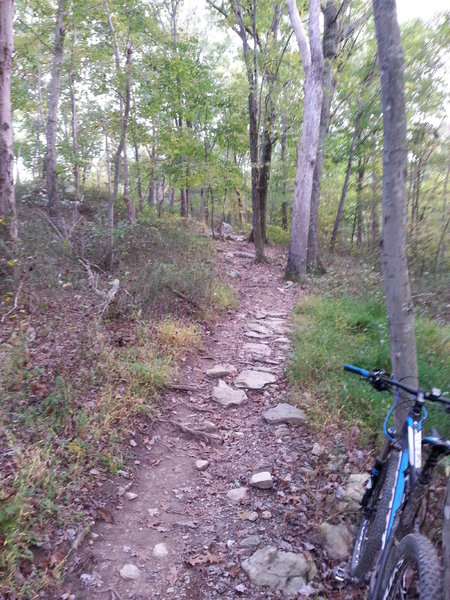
{"left": 69, "top": 26, "right": 80, "bottom": 202}
{"left": 104, "top": 118, "right": 114, "bottom": 270}
{"left": 36, "top": 45, "right": 46, "bottom": 181}
{"left": 355, "top": 155, "right": 365, "bottom": 246}
{"left": 373, "top": 0, "right": 417, "bottom": 430}
{"left": 0, "top": 0, "right": 17, "bottom": 243}
{"left": 370, "top": 142, "right": 380, "bottom": 249}
{"left": 133, "top": 134, "right": 143, "bottom": 211}
{"left": 121, "top": 46, "right": 135, "bottom": 224}
{"left": 330, "top": 105, "right": 363, "bottom": 249}
{"left": 286, "top": 0, "right": 324, "bottom": 281}
{"left": 45, "top": 0, "right": 66, "bottom": 220}
{"left": 307, "top": 0, "right": 340, "bottom": 270}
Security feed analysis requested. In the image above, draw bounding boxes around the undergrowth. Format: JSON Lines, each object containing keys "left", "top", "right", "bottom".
{"left": 0, "top": 191, "right": 234, "bottom": 598}
{"left": 0, "top": 327, "right": 172, "bottom": 597}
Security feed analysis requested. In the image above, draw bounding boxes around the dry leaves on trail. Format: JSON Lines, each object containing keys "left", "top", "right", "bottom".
{"left": 187, "top": 551, "right": 222, "bottom": 567}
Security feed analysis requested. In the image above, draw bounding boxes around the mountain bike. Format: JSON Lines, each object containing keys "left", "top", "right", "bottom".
{"left": 342, "top": 363, "right": 450, "bottom": 599}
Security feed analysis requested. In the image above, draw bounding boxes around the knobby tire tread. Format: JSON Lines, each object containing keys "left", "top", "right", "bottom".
{"left": 379, "top": 533, "right": 443, "bottom": 600}
{"left": 350, "top": 450, "right": 399, "bottom": 579}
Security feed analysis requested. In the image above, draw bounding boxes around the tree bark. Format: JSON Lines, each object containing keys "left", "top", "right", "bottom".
{"left": 69, "top": 26, "right": 80, "bottom": 202}
{"left": 45, "top": 0, "right": 66, "bottom": 220}
{"left": 373, "top": 0, "right": 418, "bottom": 430}
{"left": 104, "top": 118, "right": 114, "bottom": 270}
{"left": 133, "top": 134, "right": 142, "bottom": 211}
{"left": 285, "top": 0, "right": 324, "bottom": 281}
{"left": 0, "top": 0, "right": 16, "bottom": 244}
{"left": 307, "top": 0, "right": 340, "bottom": 270}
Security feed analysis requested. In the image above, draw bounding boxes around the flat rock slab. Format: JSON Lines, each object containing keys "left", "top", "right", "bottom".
{"left": 246, "top": 322, "right": 272, "bottom": 336}
{"left": 241, "top": 546, "right": 313, "bottom": 596}
{"left": 235, "top": 370, "right": 277, "bottom": 390}
{"left": 274, "top": 336, "right": 291, "bottom": 345}
{"left": 243, "top": 342, "right": 272, "bottom": 357}
{"left": 244, "top": 331, "right": 270, "bottom": 340}
{"left": 234, "top": 251, "right": 255, "bottom": 259}
{"left": 212, "top": 379, "right": 247, "bottom": 407}
{"left": 263, "top": 403, "right": 306, "bottom": 425}
{"left": 206, "top": 363, "right": 237, "bottom": 378}
{"left": 260, "top": 309, "right": 287, "bottom": 318}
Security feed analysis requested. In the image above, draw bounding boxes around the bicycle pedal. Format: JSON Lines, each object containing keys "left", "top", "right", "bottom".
{"left": 333, "top": 565, "right": 349, "bottom": 582}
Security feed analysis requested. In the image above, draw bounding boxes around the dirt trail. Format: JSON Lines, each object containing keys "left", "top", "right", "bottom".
{"left": 60, "top": 237, "right": 362, "bottom": 600}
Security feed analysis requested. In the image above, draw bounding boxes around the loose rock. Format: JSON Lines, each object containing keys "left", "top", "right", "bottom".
{"left": 195, "top": 459, "right": 209, "bottom": 471}
{"left": 125, "top": 492, "right": 138, "bottom": 501}
{"left": 206, "top": 364, "right": 237, "bottom": 378}
{"left": 153, "top": 543, "right": 169, "bottom": 559}
{"left": 263, "top": 403, "right": 306, "bottom": 425}
{"left": 318, "top": 522, "right": 352, "bottom": 560}
{"left": 212, "top": 379, "right": 247, "bottom": 407}
{"left": 249, "top": 471, "right": 273, "bottom": 490}
{"left": 345, "top": 473, "right": 370, "bottom": 505}
{"left": 227, "top": 487, "right": 248, "bottom": 502}
{"left": 119, "top": 564, "right": 141, "bottom": 581}
{"left": 241, "top": 546, "right": 314, "bottom": 596}
{"left": 239, "top": 535, "right": 261, "bottom": 548}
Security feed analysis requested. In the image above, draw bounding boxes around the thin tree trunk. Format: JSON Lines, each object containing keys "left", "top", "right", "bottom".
{"left": 308, "top": 0, "right": 340, "bottom": 270}
{"left": 0, "top": 0, "right": 17, "bottom": 243}
{"left": 36, "top": 44, "right": 46, "bottom": 181}
{"left": 373, "top": 0, "right": 417, "bottom": 430}
{"left": 286, "top": 0, "right": 324, "bottom": 281}
{"left": 280, "top": 113, "right": 288, "bottom": 230}
{"left": 356, "top": 155, "right": 365, "bottom": 246}
{"left": 104, "top": 118, "right": 114, "bottom": 270}
{"left": 69, "top": 26, "right": 80, "bottom": 201}
{"left": 370, "top": 142, "right": 379, "bottom": 249}
{"left": 330, "top": 105, "right": 363, "bottom": 249}
{"left": 45, "top": 0, "right": 66, "bottom": 220}
{"left": 133, "top": 134, "right": 143, "bottom": 211}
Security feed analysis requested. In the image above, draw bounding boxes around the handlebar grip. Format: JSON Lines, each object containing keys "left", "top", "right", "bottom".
{"left": 344, "top": 364, "right": 370, "bottom": 378}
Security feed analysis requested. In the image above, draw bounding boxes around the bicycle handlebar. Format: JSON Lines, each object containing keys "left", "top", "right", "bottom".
{"left": 344, "top": 363, "right": 450, "bottom": 407}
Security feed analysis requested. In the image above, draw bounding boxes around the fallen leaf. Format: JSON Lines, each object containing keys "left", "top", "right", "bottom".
{"left": 98, "top": 508, "right": 114, "bottom": 523}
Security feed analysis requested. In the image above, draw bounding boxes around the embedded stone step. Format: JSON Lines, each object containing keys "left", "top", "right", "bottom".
{"left": 235, "top": 370, "right": 277, "bottom": 390}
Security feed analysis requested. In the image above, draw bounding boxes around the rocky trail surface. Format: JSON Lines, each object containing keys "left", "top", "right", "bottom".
{"left": 60, "top": 238, "right": 365, "bottom": 600}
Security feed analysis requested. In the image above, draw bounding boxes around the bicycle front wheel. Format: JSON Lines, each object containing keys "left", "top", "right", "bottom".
{"left": 350, "top": 450, "right": 399, "bottom": 579}
{"left": 378, "top": 533, "right": 443, "bottom": 600}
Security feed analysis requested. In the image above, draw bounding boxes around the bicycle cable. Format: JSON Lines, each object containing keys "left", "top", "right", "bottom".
{"left": 384, "top": 378, "right": 400, "bottom": 441}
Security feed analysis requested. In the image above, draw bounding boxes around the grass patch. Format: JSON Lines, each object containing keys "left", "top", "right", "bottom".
{"left": 210, "top": 282, "right": 238, "bottom": 311}
{"left": 155, "top": 317, "right": 202, "bottom": 355}
{"left": 289, "top": 296, "right": 450, "bottom": 439}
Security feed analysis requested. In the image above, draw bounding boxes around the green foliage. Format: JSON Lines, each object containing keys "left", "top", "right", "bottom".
{"left": 289, "top": 296, "right": 450, "bottom": 438}
{"left": 266, "top": 224, "right": 290, "bottom": 246}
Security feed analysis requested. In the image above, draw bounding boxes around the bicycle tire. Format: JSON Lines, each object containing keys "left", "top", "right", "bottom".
{"left": 350, "top": 449, "right": 400, "bottom": 579}
{"left": 378, "top": 533, "right": 443, "bottom": 600}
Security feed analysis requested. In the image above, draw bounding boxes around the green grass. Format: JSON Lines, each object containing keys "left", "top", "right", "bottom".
{"left": 289, "top": 296, "right": 450, "bottom": 439}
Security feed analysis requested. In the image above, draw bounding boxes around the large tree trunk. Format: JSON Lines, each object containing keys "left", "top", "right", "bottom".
{"left": 373, "top": 0, "right": 417, "bottom": 430}
{"left": 285, "top": 0, "right": 324, "bottom": 281}
{"left": 45, "top": 0, "right": 66, "bottom": 220}
{"left": 0, "top": 0, "right": 17, "bottom": 244}
{"left": 307, "top": 0, "right": 340, "bottom": 271}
